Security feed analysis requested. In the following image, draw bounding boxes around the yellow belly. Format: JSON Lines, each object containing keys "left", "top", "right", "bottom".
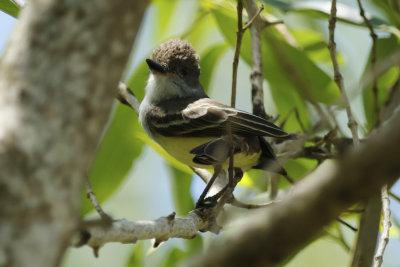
{"left": 155, "top": 136, "right": 261, "bottom": 170}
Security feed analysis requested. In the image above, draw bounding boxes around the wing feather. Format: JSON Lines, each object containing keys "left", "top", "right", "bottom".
{"left": 147, "top": 98, "right": 290, "bottom": 138}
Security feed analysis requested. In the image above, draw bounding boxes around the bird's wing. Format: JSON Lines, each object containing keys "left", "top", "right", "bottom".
{"left": 148, "top": 98, "right": 290, "bottom": 138}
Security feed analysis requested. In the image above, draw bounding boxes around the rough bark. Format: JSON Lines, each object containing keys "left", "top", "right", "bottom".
{"left": 0, "top": 0, "right": 148, "bottom": 266}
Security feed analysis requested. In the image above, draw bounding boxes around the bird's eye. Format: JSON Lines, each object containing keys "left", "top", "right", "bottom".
{"left": 180, "top": 68, "right": 187, "bottom": 76}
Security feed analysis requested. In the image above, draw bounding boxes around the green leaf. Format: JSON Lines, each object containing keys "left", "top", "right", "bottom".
{"left": 81, "top": 103, "right": 144, "bottom": 214}
{"left": 278, "top": 158, "right": 318, "bottom": 188}
{"left": 0, "top": 0, "right": 19, "bottom": 18}
{"left": 370, "top": 0, "right": 400, "bottom": 27}
{"left": 81, "top": 61, "right": 149, "bottom": 214}
{"left": 125, "top": 243, "right": 144, "bottom": 267}
{"left": 185, "top": 235, "right": 203, "bottom": 257}
{"left": 377, "top": 66, "right": 399, "bottom": 91}
{"left": 152, "top": 0, "right": 180, "bottom": 40}
{"left": 263, "top": 0, "right": 390, "bottom": 28}
{"left": 168, "top": 166, "right": 194, "bottom": 216}
{"left": 291, "top": 30, "right": 344, "bottom": 65}
{"left": 162, "top": 248, "right": 186, "bottom": 267}
{"left": 263, "top": 32, "right": 341, "bottom": 105}
{"left": 199, "top": 43, "right": 229, "bottom": 92}
{"left": 127, "top": 60, "right": 148, "bottom": 102}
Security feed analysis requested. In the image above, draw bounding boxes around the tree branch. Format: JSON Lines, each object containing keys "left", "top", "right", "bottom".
{"left": 231, "top": 0, "right": 244, "bottom": 108}
{"left": 76, "top": 212, "right": 211, "bottom": 252}
{"left": 0, "top": 1, "right": 148, "bottom": 266}
{"left": 328, "top": 0, "right": 360, "bottom": 146}
{"left": 244, "top": 0, "right": 271, "bottom": 120}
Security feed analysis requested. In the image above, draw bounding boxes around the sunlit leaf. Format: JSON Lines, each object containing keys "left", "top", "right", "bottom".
{"left": 263, "top": 33, "right": 341, "bottom": 105}
{"left": 199, "top": 43, "right": 229, "bottom": 92}
{"left": 152, "top": 0, "right": 180, "bottom": 40}
{"left": 125, "top": 243, "right": 144, "bottom": 267}
{"left": 291, "top": 30, "right": 344, "bottom": 65}
{"left": 238, "top": 172, "right": 259, "bottom": 189}
{"left": 377, "top": 66, "right": 400, "bottom": 91}
{"left": 162, "top": 248, "right": 186, "bottom": 267}
{"left": 278, "top": 158, "right": 317, "bottom": 188}
{"left": 0, "top": 0, "right": 19, "bottom": 18}
{"left": 184, "top": 11, "right": 222, "bottom": 53}
{"left": 185, "top": 235, "right": 203, "bottom": 257}
{"left": 127, "top": 60, "right": 149, "bottom": 102}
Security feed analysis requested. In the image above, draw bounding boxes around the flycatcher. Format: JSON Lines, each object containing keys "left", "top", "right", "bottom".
{"left": 139, "top": 39, "right": 290, "bottom": 202}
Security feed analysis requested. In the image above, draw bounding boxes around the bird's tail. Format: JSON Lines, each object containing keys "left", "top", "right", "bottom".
{"left": 253, "top": 137, "right": 287, "bottom": 175}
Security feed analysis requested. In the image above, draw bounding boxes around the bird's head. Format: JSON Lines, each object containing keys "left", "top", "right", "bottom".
{"left": 146, "top": 39, "right": 202, "bottom": 90}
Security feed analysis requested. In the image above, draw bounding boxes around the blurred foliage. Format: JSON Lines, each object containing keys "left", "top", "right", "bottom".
{"left": 2, "top": 0, "right": 399, "bottom": 266}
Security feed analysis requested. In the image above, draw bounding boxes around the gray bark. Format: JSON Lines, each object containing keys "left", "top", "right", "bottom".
{"left": 0, "top": 0, "right": 148, "bottom": 266}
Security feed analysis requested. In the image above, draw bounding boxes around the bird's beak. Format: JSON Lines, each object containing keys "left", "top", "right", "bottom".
{"left": 146, "top": 59, "right": 167, "bottom": 74}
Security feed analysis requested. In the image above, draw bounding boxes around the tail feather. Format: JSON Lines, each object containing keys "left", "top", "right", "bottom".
{"left": 253, "top": 137, "right": 286, "bottom": 175}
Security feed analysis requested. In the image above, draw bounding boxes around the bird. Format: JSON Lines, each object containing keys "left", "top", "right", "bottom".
{"left": 139, "top": 39, "right": 291, "bottom": 207}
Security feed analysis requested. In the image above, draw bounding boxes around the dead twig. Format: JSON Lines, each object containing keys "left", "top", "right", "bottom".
{"left": 85, "top": 177, "right": 112, "bottom": 222}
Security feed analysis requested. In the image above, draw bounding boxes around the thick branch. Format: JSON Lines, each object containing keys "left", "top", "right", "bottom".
{"left": 0, "top": 1, "right": 148, "bottom": 266}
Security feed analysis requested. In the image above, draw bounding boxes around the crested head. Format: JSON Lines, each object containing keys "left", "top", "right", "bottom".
{"left": 151, "top": 39, "right": 200, "bottom": 77}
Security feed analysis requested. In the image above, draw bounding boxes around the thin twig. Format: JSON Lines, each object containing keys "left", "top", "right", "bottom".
{"left": 328, "top": 0, "right": 360, "bottom": 147}
{"left": 336, "top": 218, "right": 357, "bottom": 232}
{"left": 294, "top": 108, "right": 307, "bottom": 133}
{"left": 231, "top": 0, "right": 244, "bottom": 108}
{"left": 356, "top": 0, "right": 379, "bottom": 127}
{"left": 261, "top": 20, "right": 284, "bottom": 28}
{"left": 373, "top": 185, "right": 391, "bottom": 267}
{"left": 268, "top": 173, "right": 279, "bottom": 200}
{"left": 243, "top": 4, "right": 264, "bottom": 31}
{"left": 85, "top": 177, "right": 112, "bottom": 222}
{"left": 389, "top": 191, "right": 400, "bottom": 203}
{"left": 117, "top": 82, "right": 140, "bottom": 113}
{"left": 245, "top": 0, "right": 271, "bottom": 120}
{"left": 230, "top": 197, "right": 276, "bottom": 209}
